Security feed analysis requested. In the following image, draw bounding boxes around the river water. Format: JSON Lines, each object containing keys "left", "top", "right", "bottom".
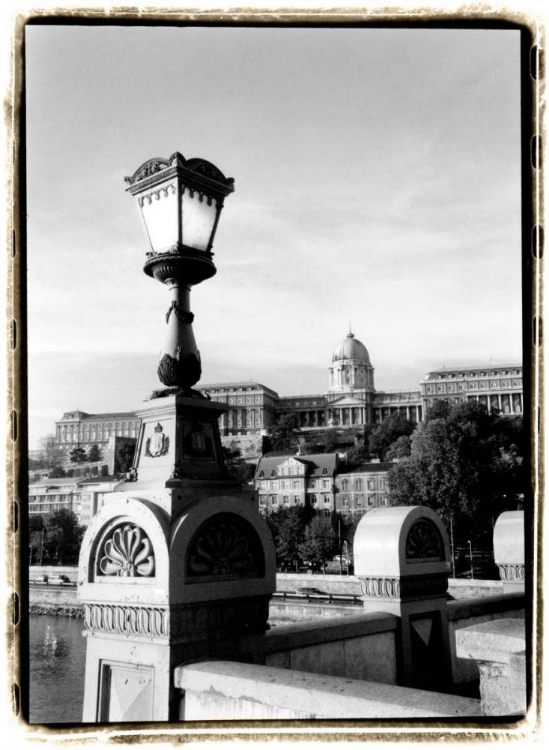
{"left": 29, "top": 615, "right": 86, "bottom": 724}
{"left": 29, "top": 613, "right": 297, "bottom": 724}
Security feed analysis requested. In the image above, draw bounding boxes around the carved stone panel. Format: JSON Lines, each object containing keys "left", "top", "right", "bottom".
{"left": 96, "top": 522, "right": 155, "bottom": 578}
{"left": 186, "top": 512, "right": 264, "bottom": 582}
{"left": 405, "top": 519, "right": 444, "bottom": 561}
{"left": 84, "top": 603, "right": 169, "bottom": 637}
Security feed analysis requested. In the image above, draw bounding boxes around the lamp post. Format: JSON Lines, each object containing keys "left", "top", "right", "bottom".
{"left": 125, "top": 152, "right": 234, "bottom": 395}
{"left": 78, "top": 150, "right": 276, "bottom": 724}
{"left": 468, "top": 539, "right": 474, "bottom": 579}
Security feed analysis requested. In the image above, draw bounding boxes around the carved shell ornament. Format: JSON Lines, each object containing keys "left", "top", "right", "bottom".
{"left": 405, "top": 519, "right": 444, "bottom": 561}
{"left": 98, "top": 523, "right": 155, "bottom": 577}
{"left": 187, "top": 513, "right": 262, "bottom": 578}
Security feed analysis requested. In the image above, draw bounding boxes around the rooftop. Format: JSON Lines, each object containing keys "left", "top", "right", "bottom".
{"left": 338, "top": 462, "right": 395, "bottom": 475}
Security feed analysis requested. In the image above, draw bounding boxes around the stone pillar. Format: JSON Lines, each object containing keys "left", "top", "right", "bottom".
{"left": 493, "top": 511, "right": 525, "bottom": 593}
{"left": 78, "top": 395, "right": 276, "bottom": 723}
{"left": 354, "top": 506, "right": 452, "bottom": 691}
{"left": 456, "top": 619, "right": 526, "bottom": 716}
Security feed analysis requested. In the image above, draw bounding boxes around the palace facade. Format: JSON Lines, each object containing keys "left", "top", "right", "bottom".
{"left": 50, "top": 331, "right": 523, "bottom": 453}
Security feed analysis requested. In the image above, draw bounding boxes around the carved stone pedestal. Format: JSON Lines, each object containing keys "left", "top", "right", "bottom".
{"left": 78, "top": 396, "right": 276, "bottom": 722}
{"left": 493, "top": 511, "right": 525, "bottom": 594}
{"left": 354, "top": 506, "right": 453, "bottom": 691}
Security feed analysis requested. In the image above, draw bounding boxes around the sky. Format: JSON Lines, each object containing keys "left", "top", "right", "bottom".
{"left": 24, "top": 24, "right": 523, "bottom": 449}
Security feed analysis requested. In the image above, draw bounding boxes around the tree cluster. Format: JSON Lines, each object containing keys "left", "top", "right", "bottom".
{"left": 222, "top": 444, "right": 256, "bottom": 485}
{"left": 388, "top": 401, "right": 524, "bottom": 547}
{"left": 265, "top": 507, "right": 357, "bottom": 573}
{"left": 69, "top": 444, "right": 103, "bottom": 465}
{"left": 29, "top": 510, "right": 85, "bottom": 566}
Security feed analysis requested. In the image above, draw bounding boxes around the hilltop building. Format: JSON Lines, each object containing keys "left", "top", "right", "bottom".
{"left": 48, "top": 332, "right": 523, "bottom": 461}
{"left": 254, "top": 452, "right": 393, "bottom": 520}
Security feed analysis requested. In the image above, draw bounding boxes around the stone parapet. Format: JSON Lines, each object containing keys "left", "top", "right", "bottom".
{"left": 175, "top": 661, "right": 482, "bottom": 720}
{"left": 456, "top": 618, "right": 526, "bottom": 716}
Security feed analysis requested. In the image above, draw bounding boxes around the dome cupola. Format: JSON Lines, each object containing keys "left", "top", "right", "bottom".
{"left": 328, "top": 329, "right": 374, "bottom": 393}
{"left": 332, "top": 332, "right": 371, "bottom": 366}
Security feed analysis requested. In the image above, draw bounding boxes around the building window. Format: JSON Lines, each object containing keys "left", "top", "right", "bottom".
{"left": 324, "top": 508, "right": 331, "bottom": 518}
{"left": 342, "top": 479, "right": 349, "bottom": 491}
{"left": 323, "top": 479, "right": 330, "bottom": 488}
{"left": 283, "top": 495, "right": 290, "bottom": 505}
{"left": 259, "top": 471, "right": 264, "bottom": 478}
{"left": 355, "top": 479, "right": 363, "bottom": 491}
{"left": 322, "top": 468, "right": 328, "bottom": 475}
{"left": 294, "top": 495, "right": 300, "bottom": 504}
{"left": 271, "top": 470, "right": 277, "bottom": 477}
{"left": 259, "top": 496, "right": 266, "bottom": 506}
{"left": 323, "top": 495, "right": 330, "bottom": 504}
{"left": 311, "top": 495, "right": 317, "bottom": 505}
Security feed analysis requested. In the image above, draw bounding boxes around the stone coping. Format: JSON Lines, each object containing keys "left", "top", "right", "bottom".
{"left": 265, "top": 612, "right": 398, "bottom": 652}
{"left": 175, "top": 661, "right": 482, "bottom": 719}
{"left": 447, "top": 593, "right": 525, "bottom": 621}
{"left": 456, "top": 618, "right": 526, "bottom": 664}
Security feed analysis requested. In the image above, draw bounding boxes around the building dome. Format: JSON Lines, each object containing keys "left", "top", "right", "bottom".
{"left": 332, "top": 332, "right": 371, "bottom": 366}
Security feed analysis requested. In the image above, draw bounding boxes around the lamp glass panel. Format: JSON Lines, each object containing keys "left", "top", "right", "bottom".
{"left": 140, "top": 185, "right": 179, "bottom": 253}
{"left": 181, "top": 190, "right": 218, "bottom": 251}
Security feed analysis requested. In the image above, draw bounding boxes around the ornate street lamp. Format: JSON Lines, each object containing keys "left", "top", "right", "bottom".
{"left": 125, "top": 152, "right": 234, "bottom": 395}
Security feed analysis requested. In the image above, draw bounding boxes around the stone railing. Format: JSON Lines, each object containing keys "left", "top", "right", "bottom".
{"left": 175, "top": 661, "right": 482, "bottom": 720}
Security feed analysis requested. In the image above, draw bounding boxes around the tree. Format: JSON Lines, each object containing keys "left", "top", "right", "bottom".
{"left": 388, "top": 401, "right": 524, "bottom": 547}
{"left": 268, "top": 413, "right": 302, "bottom": 452}
{"left": 88, "top": 444, "right": 102, "bottom": 462}
{"left": 116, "top": 442, "right": 136, "bottom": 473}
{"left": 299, "top": 516, "right": 338, "bottom": 573}
{"left": 369, "top": 413, "right": 416, "bottom": 460}
{"left": 37, "top": 434, "right": 67, "bottom": 470}
{"left": 265, "top": 505, "right": 315, "bottom": 571}
{"left": 69, "top": 447, "right": 88, "bottom": 464}
{"left": 384, "top": 434, "right": 412, "bottom": 461}
{"left": 29, "top": 515, "right": 47, "bottom": 565}
{"left": 222, "top": 444, "right": 255, "bottom": 485}
{"left": 322, "top": 430, "right": 341, "bottom": 453}
{"left": 346, "top": 442, "right": 370, "bottom": 466}
{"left": 42, "top": 509, "right": 85, "bottom": 565}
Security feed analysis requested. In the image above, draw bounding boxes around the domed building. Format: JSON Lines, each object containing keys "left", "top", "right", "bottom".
{"left": 328, "top": 331, "right": 374, "bottom": 392}
{"left": 325, "top": 331, "right": 376, "bottom": 427}
{"left": 269, "top": 329, "right": 422, "bottom": 431}
{"left": 50, "top": 331, "right": 523, "bottom": 464}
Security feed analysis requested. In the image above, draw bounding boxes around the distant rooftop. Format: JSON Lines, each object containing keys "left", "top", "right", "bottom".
{"left": 198, "top": 382, "right": 279, "bottom": 396}
{"left": 57, "top": 410, "right": 137, "bottom": 422}
{"left": 422, "top": 364, "right": 522, "bottom": 380}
